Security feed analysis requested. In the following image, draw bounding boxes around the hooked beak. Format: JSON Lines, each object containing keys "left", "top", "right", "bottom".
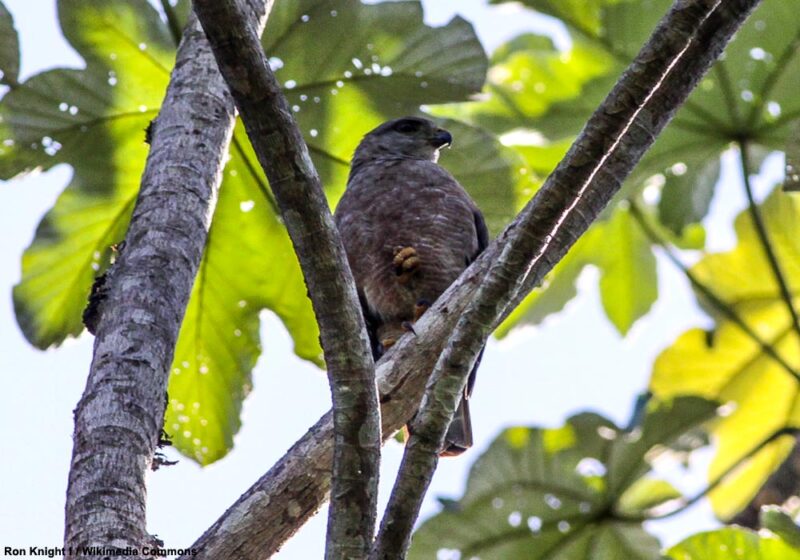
{"left": 431, "top": 128, "right": 453, "bottom": 149}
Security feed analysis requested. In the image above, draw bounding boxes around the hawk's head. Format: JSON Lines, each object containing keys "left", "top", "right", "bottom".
{"left": 352, "top": 117, "right": 452, "bottom": 165}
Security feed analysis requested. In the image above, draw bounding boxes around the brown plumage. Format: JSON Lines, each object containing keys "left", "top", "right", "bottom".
{"left": 334, "top": 116, "right": 488, "bottom": 456}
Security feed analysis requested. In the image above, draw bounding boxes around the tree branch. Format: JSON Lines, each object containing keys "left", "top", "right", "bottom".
{"left": 181, "top": 0, "right": 761, "bottom": 558}
{"left": 64, "top": 4, "right": 272, "bottom": 557}
{"left": 371, "top": 2, "right": 762, "bottom": 556}
{"left": 191, "top": 1, "right": 380, "bottom": 558}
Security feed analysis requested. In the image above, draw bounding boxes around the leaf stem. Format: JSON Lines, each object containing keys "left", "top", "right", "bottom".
{"left": 231, "top": 132, "right": 280, "bottom": 215}
{"left": 738, "top": 140, "right": 800, "bottom": 344}
{"left": 628, "top": 200, "right": 800, "bottom": 382}
{"left": 714, "top": 62, "right": 743, "bottom": 130}
{"left": 160, "top": 0, "right": 183, "bottom": 46}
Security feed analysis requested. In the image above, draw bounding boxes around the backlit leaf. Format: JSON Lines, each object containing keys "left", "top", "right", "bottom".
{"left": 650, "top": 187, "right": 800, "bottom": 519}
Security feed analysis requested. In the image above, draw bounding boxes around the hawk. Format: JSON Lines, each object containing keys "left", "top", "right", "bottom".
{"left": 334, "top": 116, "right": 489, "bottom": 456}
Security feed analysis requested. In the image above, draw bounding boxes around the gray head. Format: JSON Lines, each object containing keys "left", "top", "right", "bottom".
{"left": 351, "top": 117, "right": 452, "bottom": 169}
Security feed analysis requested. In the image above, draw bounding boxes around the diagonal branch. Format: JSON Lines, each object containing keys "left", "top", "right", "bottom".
{"left": 191, "top": 1, "right": 380, "bottom": 558}
{"left": 64, "top": 3, "right": 272, "bottom": 557}
{"left": 370, "top": 1, "right": 762, "bottom": 556}
{"left": 181, "top": 0, "right": 761, "bottom": 558}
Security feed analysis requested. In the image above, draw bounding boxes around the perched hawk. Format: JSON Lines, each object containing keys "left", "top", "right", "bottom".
{"left": 334, "top": 116, "right": 489, "bottom": 456}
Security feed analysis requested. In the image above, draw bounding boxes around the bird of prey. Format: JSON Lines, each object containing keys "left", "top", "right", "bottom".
{"left": 334, "top": 116, "right": 489, "bottom": 456}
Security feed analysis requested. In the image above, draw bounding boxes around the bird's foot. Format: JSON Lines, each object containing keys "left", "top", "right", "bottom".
{"left": 414, "top": 299, "right": 431, "bottom": 322}
{"left": 379, "top": 337, "right": 397, "bottom": 353}
{"left": 393, "top": 246, "right": 420, "bottom": 284}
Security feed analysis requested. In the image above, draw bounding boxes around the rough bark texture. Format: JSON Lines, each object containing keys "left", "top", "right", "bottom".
{"left": 181, "top": 2, "right": 761, "bottom": 558}
{"left": 63, "top": 5, "right": 271, "bottom": 558}
{"left": 370, "top": 1, "right": 761, "bottom": 556}
{"left": 191, "top": 1, "right": 380, "bottom": 559}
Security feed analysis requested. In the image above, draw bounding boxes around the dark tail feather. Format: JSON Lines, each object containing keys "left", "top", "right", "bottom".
{"left": 440, "top": 394, "right": 472, "bottom": 456}
{"left": 438, "top": 344, "right": 484, "bottom": 456}
{"left": 403, "top": 345, "right": 485, "bottom": 457}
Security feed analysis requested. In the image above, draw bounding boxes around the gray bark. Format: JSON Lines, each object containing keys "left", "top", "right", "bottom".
{"left": 64, "top": 4, "right": 271, "bottom": 558}
{"left": 191, "top": 1, "right": 380, "bottom": 558}
{"left": 181, "top": 1, "right": 762, "bottom": 558}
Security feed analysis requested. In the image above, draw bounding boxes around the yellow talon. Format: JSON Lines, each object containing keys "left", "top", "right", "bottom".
{"left": 393, "top": 246, "right": 420, "bottom": 284}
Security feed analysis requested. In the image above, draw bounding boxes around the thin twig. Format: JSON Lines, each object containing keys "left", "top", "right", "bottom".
{"left": 191, "top": 1, "right": 380, "bottom": 558}
{"left": 159, "top": 0, "right": 182, "bottom": 45}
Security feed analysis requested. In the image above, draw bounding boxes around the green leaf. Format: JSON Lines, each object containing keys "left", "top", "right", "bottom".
{"left": 616, "top": 478, "right": 681, "bottom": 517}
{"left": 0, "top": 0, "right": 19, "bottom": 86}
{"left": 496, "top": 237, "right": 588, "bottom": 337}
{"left": 408, "top": 397, "right": 718, "bottom": 560}
{"left": 430, "top": 33, "right": 615, "bottom": 136}
{"left": 493, "top": 0, "right": 634, "bottom": 38}
{"left": 455, "top": 0, "right": 800, "bottom": 216}
{"left": 447, "top": 0, "right": 665, "bottom": 137}
{"left": 650, "top": 187, "right": 800, "bottom": 519}
{"left": 5, "top": 0, "right": 501, "bottom": 463}
{"left": 9, "top": 0, "right": 172, "bottom": 346}
{"left": 259, "top": 2, "right": 531, "bottom": 231}
{"left": 634, "top": 203, "right": 707, "bottom": 251}
{"left": 163, "top": 124, "right": 323, "bottom": 464}
{"left": 761, "top": 506, "right": 800, "bottom": 549}
{"left": 263, "top": 0, "right": 486, "bottom": 198}
{"left": 497, "top": 204, "right": 657, "bottom": 337}
{"left": 598, "top": 205, "right": 657, "bottom": 335}
{"left": 496, "top": 215, "right": 600, "bottom": 336}
{"left": 666, "top": 527, "right": 800, "bottom": 559}
{"left": 657, "top": 154, "right": 721, "bottom": 235}
{"left": 468, "top": 0, "right": 800, "bottom": 336}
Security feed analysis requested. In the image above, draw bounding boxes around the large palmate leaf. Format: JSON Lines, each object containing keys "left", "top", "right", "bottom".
{"left": 650, "top": 187, "right": 800, "bottom": 519}
{"left": 463, "top": 0, "right": 799, "bottom": 337}
{"left": 8, "top": 0, "right": 172, "bottom": 346}
{"left": 163, "top": 123, "right": 325, "bottom": 463}
{"left": 666, "top": 527, "right": 800, "bottom": 560}
{"left": 261, "top": 0, "right": 532, "bottom": 233}
{"left": 408, "top": 397, "right": 718, "bottom": 560}
{"left": 4, "top": 0, "right": 526, "bottom": 463}
{"left": 490, "top": 0, "right": 797, "bottom": 226}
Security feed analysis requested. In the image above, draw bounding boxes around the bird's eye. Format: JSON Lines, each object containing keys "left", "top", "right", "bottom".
{"left": 394, "top": 120, "right": 419, "bottom": 134}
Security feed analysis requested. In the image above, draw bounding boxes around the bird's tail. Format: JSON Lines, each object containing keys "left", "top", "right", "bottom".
{"left": 438, "top": 344, "right": 484, "bottom": 456}
{"left": 440, "top": 394, "right": 472, "bottom": 456}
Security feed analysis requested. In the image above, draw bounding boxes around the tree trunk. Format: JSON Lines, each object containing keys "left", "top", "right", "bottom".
{"left": 64, "top": 3, "right": 272, "bottom": 556}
